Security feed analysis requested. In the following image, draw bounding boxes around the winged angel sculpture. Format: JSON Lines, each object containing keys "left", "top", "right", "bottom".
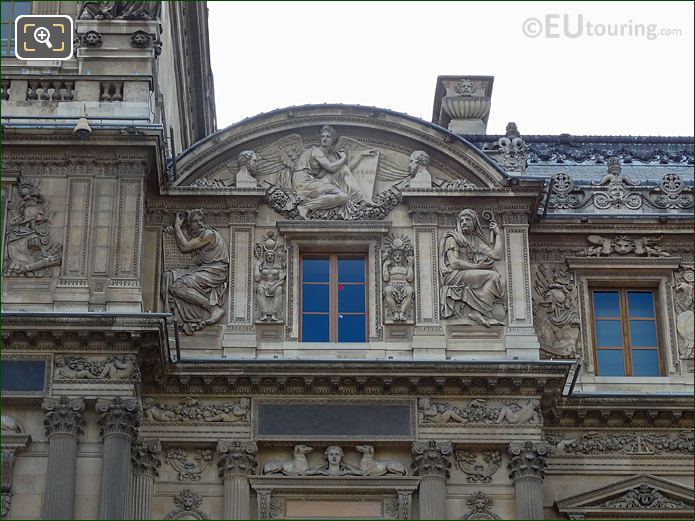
{"left": 255, "top": 125, "right": 409, "bottom": 220}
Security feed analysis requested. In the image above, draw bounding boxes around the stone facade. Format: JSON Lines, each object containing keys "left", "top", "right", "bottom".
{"left": 1, "top": 2, "right": 693, "bottom": 520}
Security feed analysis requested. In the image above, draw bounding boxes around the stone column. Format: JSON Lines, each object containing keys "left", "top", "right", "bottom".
{"left": 96, "top": 397, "right": 139, "bottom": 520}
{"left": 411, "top": 440, "right": 452, "bottom": 519}
{"left": 41, "top": 397, "right": 85, "bottom": 520}
{"left": 508, "top": 442, "right": 549, "bottom": 520}
{"left": 217, "top": 440, "right": 258, "bottom": 519}
{"left": 130, "top": 440, "right": 161, "bottom": 520}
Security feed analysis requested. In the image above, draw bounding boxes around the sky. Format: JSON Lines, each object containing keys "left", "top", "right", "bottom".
{"left": 208, "top": 1, "right": 694, "bottom": 136}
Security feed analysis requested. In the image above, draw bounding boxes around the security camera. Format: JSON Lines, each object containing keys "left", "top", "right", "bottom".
{"left": 73, "top": 117, "right": 92, "bottom": 140}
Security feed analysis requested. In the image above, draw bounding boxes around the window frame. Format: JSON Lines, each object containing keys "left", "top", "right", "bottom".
{"left": 299, "top": 253, "right": 368, "bottom": 343}
{"left": 590, "top": 286, "right": 663, "bottom": 377}
{"left": 1, "top": 1, "right": 32, "bottom": 57}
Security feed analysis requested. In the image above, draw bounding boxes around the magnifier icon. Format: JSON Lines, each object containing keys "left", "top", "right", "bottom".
{"left": 33, "top": 26, "right": 53, "bottom": 49}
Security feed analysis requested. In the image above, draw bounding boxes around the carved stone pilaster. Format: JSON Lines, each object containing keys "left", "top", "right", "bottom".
{"left": 412, "top": 441, "right": 452, "bottom": 519}
{"left": 130, "top": 440, "right": 161, "bottom": 520}
{"left": 96, "top": 398, "right": 140, "bottom": 519}
{"left": 41, "top": 397, "right": 84, "bottom": 519}
{"left": 256, "top": 489, "right": 272, "bottom": 520}
{"left": 1, "top": 429, "right": 31, "bottom": 521}
{"left": 397, "top": 490, "right": 413, "bottom": 520}
{"left": 218, "top": 441, "right": 258, "bottom": 520}
{"left": 508, "top": 442, "right": 549, "bottom": 520}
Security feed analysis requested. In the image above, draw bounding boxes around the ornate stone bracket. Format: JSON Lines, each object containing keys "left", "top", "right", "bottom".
{"left": 1, "top": 424, "right": 31, "bottom": 520}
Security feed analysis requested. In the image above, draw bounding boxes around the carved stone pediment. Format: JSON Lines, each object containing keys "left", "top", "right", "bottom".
{"left": 168, "top": 106, "right": 512, "bottom": 210}
{"left": 556, "top": 474, "right": 694, "bottom": 519}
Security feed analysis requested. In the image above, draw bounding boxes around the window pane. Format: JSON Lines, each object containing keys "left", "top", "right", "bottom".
{"left": 301, "top": 314, "right": 330, "bottom": 342}
{"left": 1, "top": 2, "right": 11, "bottom": 19}
{"left": 338, "top": 284, "right": 365, "bottom": 313}
{"left": 593, "top": 291, "right": 620, "bottom": 317}
{"left": 338, "top": 313, "right": 366, "bottom": 342}
{"left": 301, "top": 284, "right": 329, "bottom": 313}
{"left": 632, "top": 350, "right": 660, "bottom": 376}
{"left": 338, "top": 257, "right": 365, "bottom": 283}
{"left": 595, "top": 320, "right": 622, "bottom": 347}
{"left": 597, "top": 350, "right": 625, "bottom": 376}
{"left": 627, "top": 291, "right": 655, "bottom": 318}
{"left": 630, "top": 320, "right": 657, "bottom": 347}
{"left": 302, "top": 258, "right": 329, "bottom": 283}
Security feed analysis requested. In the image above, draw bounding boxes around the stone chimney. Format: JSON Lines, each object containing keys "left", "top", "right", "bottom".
{"left": 432, "top": 76, "right": 494, "bottom": 134}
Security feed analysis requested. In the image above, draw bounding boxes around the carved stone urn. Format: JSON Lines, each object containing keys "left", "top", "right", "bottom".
{"left": 441, "top": 78, "right": 491, "bottom": 133}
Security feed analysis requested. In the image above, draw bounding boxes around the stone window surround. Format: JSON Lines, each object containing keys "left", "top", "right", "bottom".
{"left": 571, "top": 263, "right": 681, "bottom": 382}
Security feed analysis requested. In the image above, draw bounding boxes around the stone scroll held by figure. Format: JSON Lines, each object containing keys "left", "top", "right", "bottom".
{"left": 160, "top": 209, "right": 229, "bottom": 335}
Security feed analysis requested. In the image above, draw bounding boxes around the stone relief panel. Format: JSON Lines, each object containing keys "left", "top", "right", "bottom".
{"left": 454, "top": 449, "right": 501, "bottom": 483}
{"left": 191, "top": 150, "right": 259, "bottom": 189}
{"left": 382, "top": 234, "right": 415, "bottom": 324}
{"left": 673, "top": 266, "right": 694, "bottom": 359}
{"left": 532, "top": 264, "right": 581, "bottom": 358}
{"left": 164, "top": 489, "right": 209, "bottom": 520}
{"left": 142, "top": 397, "right": 250, "bottom": 423}
{"left": 575, "top": 234, "right": 670, "bottom": 257}
{"left": 461, "top": 491, "right": 501, "bottom": 520}
{"left": 3, "top": 178, "right": 63, "bottom": 278}
{"left": 54, "top": 354, "right": 139, "bottom": 381}
{"left": 164, "top": 448, "right": 213, "bottom": 481}
{"left": 439, "top": 209, "right": 506, "bottom": 327}
{"left": 599, "top": 484, "right": 688, "bottom": 510}
{"left": 160, "top": 209, "right": 230, "bottom": 334}
{"left": 78, "top": 1, "right": 161, "bottom": 20}
{"left": 261, "top": 445, "right": 407, "bottom": 476}
{"left": 546, "top": 431, "right": 694, "bottom": 456}
{"left": 254, "top": 231, "right": 287, "bottom": 323}
{"left": 418, "top": 398, "right": 541, "bottom": 426}
{"left": 240, "top": 125, "right": 423, "bottom": 220}
{"left": 406, "top": 150, "right": 433, "bottom": 189}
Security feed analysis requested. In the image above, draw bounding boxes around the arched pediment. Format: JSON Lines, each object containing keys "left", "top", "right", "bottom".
{"left": 170, "top": 106, "right": 510, "bottom": 212}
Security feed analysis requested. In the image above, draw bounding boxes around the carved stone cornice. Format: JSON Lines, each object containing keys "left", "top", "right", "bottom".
{"left": 96, "top": 397, "right": 140, "bottom": 440}
{"left": 43, "top": 396, "right": 85, "bottom": 438}
{"left": 131, "top": 439, "right": 162, "bottom": 477}
{"left": 411, "top": 440, "right": 452, "bottom": 479}
{"left": 217, "top": 440, "right": 258, "bottom": 478}
{"left": 508, "top": 441, "right": 549, "bottom": 481}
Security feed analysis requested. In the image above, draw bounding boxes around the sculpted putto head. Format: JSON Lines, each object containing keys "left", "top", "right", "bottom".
{"left": 408, "top": 150, "right": 430, "bottom": 174}
{"left": 238, "top": 150, "right": 259, "bottom": 172}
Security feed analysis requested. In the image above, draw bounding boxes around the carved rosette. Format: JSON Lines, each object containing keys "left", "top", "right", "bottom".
{"left": 165, "top": 489, "right": 208, "bottom": 520}
{"left": 217, "top": 441, "right": 258, "bottom": 478}
{"left": 43, "top": 397, "right": 85, "bottom": 438}
{"left": 411, "top": 440, "right": 453, "bottom": 479}
{"left": 507, "top": 442, "right": 549, "bottom": 481}
{"left": 131, "top": 440, "right": 162, "bottom": 478}
{"left": 96, "top": 397, "right": 140, "bottom": 440}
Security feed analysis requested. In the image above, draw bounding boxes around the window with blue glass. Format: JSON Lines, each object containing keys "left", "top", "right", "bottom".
{"left": 1, "top": 1, "right": 32, "bottom": 57}
{"left": 301, "top": 254, "right": 367, "bottom": 342}
{"left": 592, "top": 289, "right": 662, "bottom": 376}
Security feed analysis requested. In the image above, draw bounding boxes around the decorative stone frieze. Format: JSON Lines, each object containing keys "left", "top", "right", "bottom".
{"left": 78, "top": 1, "right": 161, "bottom": 20}
{"left": 547, "top": 431, "right": 694, "bottom": 455}
{"left": 418, "top": 398, "right": 540, "bottom": 425}
{"left": 55, "top": 354, "right": 139, "bottom": 380}
{"left": 142, "top": 397, "right": 250, "bottom": 422}
{"left": 575, "top": 234, "right": 670, "bottom": 257}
